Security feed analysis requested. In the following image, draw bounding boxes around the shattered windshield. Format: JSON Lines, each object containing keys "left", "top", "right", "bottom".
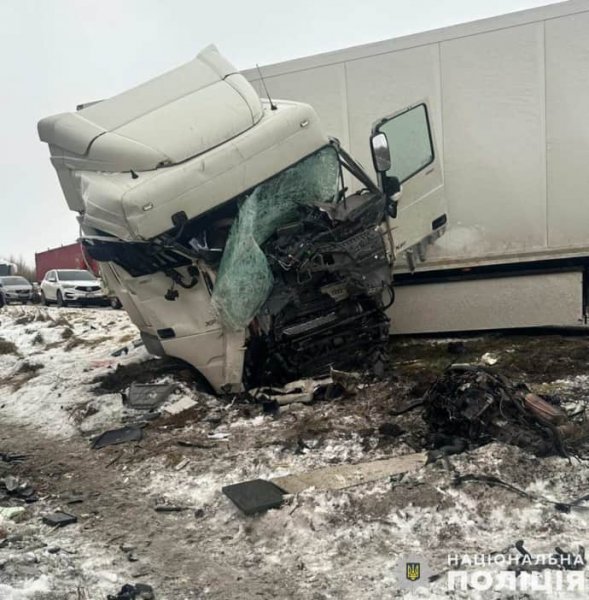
{"left": 211, "top": 146, "right": 340, "bottom": 330}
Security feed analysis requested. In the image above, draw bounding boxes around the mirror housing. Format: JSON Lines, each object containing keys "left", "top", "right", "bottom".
{"left": 383, "top": 174, "right": 401, "bottom": 197}
{"left": 370, "top": 132, "right": 391, "bottom": 173}
{"left": 382, "top": 175, "right": 402, "bottom": 219}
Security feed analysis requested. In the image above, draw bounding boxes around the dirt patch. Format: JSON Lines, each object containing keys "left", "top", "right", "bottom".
{"left": 2, "top": 360, "right": 44, "bottom": 391}
{"left": 61, "top": 326, "right": 75, "bottom": 339}
{"left": 92, "top": 357, "right": 199, "bottom": 395}
{"left": 46, "top": 314, "right": 71, "bottom": 328}
{"left": 11, "top": 308, "right": 51, "bottom": 326}
{"left": 391, "top": 333, "right": 589, "bottom": 383}
{"left": 0, "top": 337, "right": 18, "bottom": 355}
{"left": 64, "top": 335, "right": 110, "bottom": 351}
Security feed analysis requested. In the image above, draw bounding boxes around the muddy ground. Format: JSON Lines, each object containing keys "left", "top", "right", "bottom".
{"left": 0, "top": 306, "right": 588, "bottom": 599}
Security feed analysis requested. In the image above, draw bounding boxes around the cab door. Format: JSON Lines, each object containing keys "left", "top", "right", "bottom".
{"left": 371, "top": 101, "right": 446, "bottom": 270}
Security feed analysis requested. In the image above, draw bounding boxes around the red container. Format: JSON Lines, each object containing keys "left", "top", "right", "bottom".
{"left": 35, "top": 242, "right": 99, "bottom": 282}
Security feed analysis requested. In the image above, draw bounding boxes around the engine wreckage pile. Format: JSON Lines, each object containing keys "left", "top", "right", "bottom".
{"left": 421, "top": 365, "right": 589, "bottom": 458}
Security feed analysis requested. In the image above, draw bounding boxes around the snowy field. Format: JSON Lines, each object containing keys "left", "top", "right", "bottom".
{"left": 0, "top": 305, "right": 588, "bottom": 599}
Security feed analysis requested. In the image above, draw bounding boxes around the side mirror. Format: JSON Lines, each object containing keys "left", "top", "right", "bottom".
{"left": 383, "top": 175, "right": 401, "bottom": 197}
{"left": 370, "top": 132, "right": 391, "bottom": 173}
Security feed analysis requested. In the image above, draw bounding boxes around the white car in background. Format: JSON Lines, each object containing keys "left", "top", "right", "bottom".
{"left": 40, "top": 269, "right": 107, "bottom": 307}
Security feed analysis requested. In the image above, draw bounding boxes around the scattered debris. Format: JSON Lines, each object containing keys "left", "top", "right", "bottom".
{"left": 92, "top": 426, "right": 143, "bottom": 449}
{"left": 252, "top": 371, "right": 356, "bottom": 408}
{"left": 177, "top": 439, "right": 215, "bottom": 449}
{"left": 422, "top": 365, "right": 589, "bottom": 456}
{"left": 207, "top": 432, "right": 230, "bottom": 440}
{"left": 174, "top": 458, "right": 190, "bottom": 471}
{"left": 0, "top": 506, "right": 25, "bottom": 521}
{"left": 271, "top": 452, "right": 427, "bottom": 494}
{"left": 447, "top": 341, "right": 467, "bottom": 355}
{"left": 107, "top": 583, "right": 155, "bottom": 600}
{"left": 124, "top": 383, "right": 177, "bottom": 411}
{"left": 330, "top": 368, "right": 362, "bottom": 395}
{"left": 162, "top": 397, "right": 197, "bottom": 416}
{"left": 154, "top": 505, "right": 187, "bottom": 513}
{"left": 111, "top": 339, "right": 144, "bottom": 357}
{"left": 378, "top": 422, "right": 404, "bottom": 438}
{"left": 481, "top": 352, "right": 499, "bottom": 365}
{"left": 453, "top": 474, "right": 589, "bottom": 513}
{"left": 1, "top": 475, "right": 37, "bottom": 502}
{"left": 42, "top": 511, "right": 78, "bottom": 528}
{"left": 222, "top": 479, "right": 285, "bottom": 515}
{"left": 0, "top": 452, "right": 27, "bottom": 464}
{"left": 252, "top": 379, "right": 318, "bottom": 406}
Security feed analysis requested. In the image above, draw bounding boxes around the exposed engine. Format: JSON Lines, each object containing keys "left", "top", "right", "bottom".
{"left": 244, "top": 190, "right": 393, "bottom": 387}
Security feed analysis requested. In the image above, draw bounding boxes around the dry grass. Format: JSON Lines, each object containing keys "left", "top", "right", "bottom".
{"left": 47, "top": 314, "right": 71, "bottom": 328}
{"left": 64, "top": 335, "right": 110, "bottom": 352}
{"left": 61, "top": 327, "right": 75, "bottom": 340}
{"left": 0, "top": 338, "right": 18, "bottom": 355}
{"left": 12, "top": 307, "right": 52, "bottom": 326}
{"left": 1, "top": 360, "right": 44, "bottom": 391}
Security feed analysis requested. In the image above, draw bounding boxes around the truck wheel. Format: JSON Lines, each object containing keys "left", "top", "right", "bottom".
{"left": 56, "top": 291, "right": 68, "bottom": 308}
{"left": 110, "top": 297, "right": 122, "bottom": 310}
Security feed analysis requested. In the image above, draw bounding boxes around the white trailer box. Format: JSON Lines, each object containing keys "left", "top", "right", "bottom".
{"left": 244, "top": 0, "right": 589, "bottom": 332}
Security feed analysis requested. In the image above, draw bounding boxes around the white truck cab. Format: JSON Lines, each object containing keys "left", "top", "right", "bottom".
{"left": 38, "top": 46, "right": 445, "bottom": 393}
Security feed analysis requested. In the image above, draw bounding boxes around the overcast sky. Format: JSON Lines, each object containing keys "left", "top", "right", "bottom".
{"left": 0, "top": 0, "right": 559, "bottom": 268}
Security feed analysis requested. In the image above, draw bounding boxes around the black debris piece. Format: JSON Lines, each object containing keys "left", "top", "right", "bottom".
{"left": 154, "top": 505, "right": 187, "bottom": 513}
{"left": 1, "top": 476, "right": 37, "bottom": 502}
{"left": 427, "top": 435, "right": 468, "bottom": 463}
{"left": 422, "top": 365, "right": 589, "bottom": 457}
{"left": 0, "top": 452, "right": 27, "bottom": 464}
{"left": 92, "top": 426, "right": 143, "bottom": 449}
{"left": 378, "top": 422, "right": 404, "bottom": 438}
{"left": 124, "top": 382, "right": 177, "bottom": 410}
{"left": 42, "top": 511, "right": 78, "bottom": 528}
{"left": 111, "top": 346, "right": 129, "bottom": 358}
{"left": 453, "top": 473, "right": 589, "bottom": 513}
{"left": 176, "top": 439, "right": 215, "bottom": 449}
{"left": 446, "top": 341, "right": 467, "bottom": 355}
{"left": 107, "top": 583, "right": 155, "bottom": 600}
{"left": 222, "top": 479, "right": 285, "bottom": 515}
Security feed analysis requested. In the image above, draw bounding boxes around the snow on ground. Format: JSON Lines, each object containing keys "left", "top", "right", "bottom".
{"left": 0, "top": 305, "right": 149, "bottom": 437}
{"left": 1, "top": 305, "right": 589, "bottom": 598}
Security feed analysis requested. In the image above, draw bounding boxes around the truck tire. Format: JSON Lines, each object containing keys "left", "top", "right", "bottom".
{"left": 110, "top": 297, "right": 122, "bottom": 310}
{"left": 56, "top": 291, "right": 68, "bottom": 308}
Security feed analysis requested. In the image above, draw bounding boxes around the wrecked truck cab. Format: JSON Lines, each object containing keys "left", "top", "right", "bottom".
{"left": 38, "top": 45, "right": 441, "bottom": 393}
{"left": 90, "top": 140, "right": 392, "bottom": 394}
